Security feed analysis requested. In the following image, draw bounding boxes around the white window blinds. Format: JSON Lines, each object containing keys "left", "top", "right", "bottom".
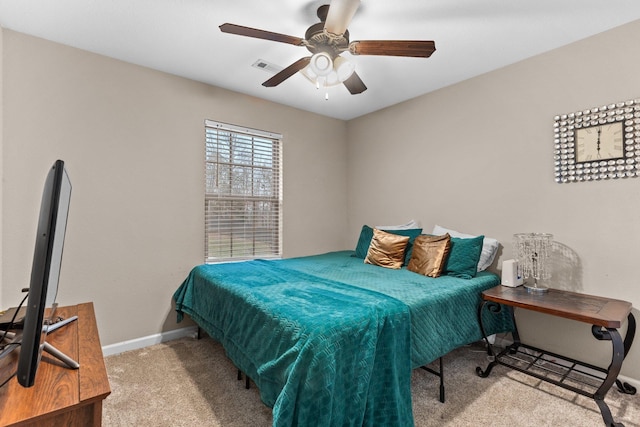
{"left": 204, "top": 120, "right": 283, "bottom": 263}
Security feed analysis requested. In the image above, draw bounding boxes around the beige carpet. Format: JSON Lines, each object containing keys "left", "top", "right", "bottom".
{"left": 103, "top": 337, "right": 639, "bottom": 426}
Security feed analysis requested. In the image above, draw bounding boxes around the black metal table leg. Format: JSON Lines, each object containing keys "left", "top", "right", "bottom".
{"left": 476, "top": 300, "right": 517, "bottom": 378}
{"left": 615, "top": 313, "right": 637, "bottom": 395}
{"left": 476, "top": 300, "right": 497, "bottom": 377}
{"left": 591, "top": 325, "right": 625, "bottom": 427}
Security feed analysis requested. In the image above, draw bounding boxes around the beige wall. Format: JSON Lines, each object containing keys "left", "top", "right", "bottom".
{"left": 347, "top": 20, "right": 640, "bottom": 381}
{"left": 0, "top": 30, "right": 348, "bottom": 346}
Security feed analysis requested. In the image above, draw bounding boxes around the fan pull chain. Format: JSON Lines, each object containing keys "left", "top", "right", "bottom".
{"left": 315, "top": 77, "right": 329, "bottom": 100}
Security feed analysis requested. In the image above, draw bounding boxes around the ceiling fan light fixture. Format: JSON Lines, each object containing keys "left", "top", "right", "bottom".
{"left": 325, "top": 71, "right": 340, "bottom": 86}
{"left": 309, "top": 52, "right": 333, "bottom": 77}
{"left": 302, "top": 53, "right": 356, "bottom": 96}
{"left": 333, "top": 55, "right": 355, "bottom": 81}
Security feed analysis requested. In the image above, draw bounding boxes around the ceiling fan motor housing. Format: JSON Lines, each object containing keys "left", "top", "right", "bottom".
{"left": 305, "top": 24, "right": 349, "bottom": 58}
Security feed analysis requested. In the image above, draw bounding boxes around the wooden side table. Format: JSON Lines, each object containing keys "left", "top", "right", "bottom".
{"left": 476, "top": 285, "right": 636, "bottom": 427}
{"left": 0, "top": 302, "right": 111, "bottom": 426}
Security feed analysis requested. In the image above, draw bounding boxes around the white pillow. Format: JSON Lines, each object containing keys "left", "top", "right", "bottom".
{"left": 432, "top": 225, "right": 499, "bottom": 272}
{"left": 376, "top": 219, "right": 421, "bottom": 230}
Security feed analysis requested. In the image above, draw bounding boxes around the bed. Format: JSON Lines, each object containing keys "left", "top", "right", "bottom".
{"left": 174, "top": 245, "right": 513, "bottom": 426}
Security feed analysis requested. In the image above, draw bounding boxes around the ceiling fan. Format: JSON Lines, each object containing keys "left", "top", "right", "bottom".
{"left": 219, "top": 0, "right": 436, "bottom": 95}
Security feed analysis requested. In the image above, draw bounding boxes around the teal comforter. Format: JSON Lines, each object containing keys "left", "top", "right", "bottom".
{"left": 174, "top": 251, "right": 511, "bottom": 427}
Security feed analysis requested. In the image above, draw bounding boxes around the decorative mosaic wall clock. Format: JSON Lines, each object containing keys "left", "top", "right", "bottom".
{"left": 553, "top": 98, "right": 640, "bottom": 183}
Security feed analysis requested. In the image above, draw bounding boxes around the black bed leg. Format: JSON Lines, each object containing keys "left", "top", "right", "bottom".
{"left": 420, "top": 357, "right": 445, "bottom": 403}
{"left": 438, "top": 357, "right": 445, "bottom": 403}
{"left": 237, "top": 369, "right": 251, "bottom": 389}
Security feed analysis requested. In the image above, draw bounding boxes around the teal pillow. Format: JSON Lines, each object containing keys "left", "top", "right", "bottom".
{"left": 443, "top": 235, "right": 484, "bottom": 279}
{"left": 354, "top": 225, "right": 422, "bottom": 264}
{"left": 354, "top": 225, "right": 375, "bottom": 259}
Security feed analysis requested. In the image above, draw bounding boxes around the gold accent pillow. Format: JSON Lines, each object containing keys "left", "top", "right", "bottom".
{"left": 407, "top": 233, "right": 451, "bottom": 278}
{"left": 364, "top": 228, "right": 410, "bottom": 269}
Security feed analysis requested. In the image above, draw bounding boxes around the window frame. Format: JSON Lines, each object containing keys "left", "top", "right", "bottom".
{"left": 204, "top": 120, "right": 283, "bottom": 263}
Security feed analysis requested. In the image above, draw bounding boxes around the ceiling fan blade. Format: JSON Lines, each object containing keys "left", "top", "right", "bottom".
{"left": 262, "top": 57, "right": 311, "bottom": 87}
{"left": 219, "top": 23, "right": 305, "bottom": 46}
{"left": 343, "top": 71, "right": 367, "bottom": 94}
{"left": 324, "top": 0, "right": 361, "bottom": 36}
{"left": 349, "top": 40, "right": 436, "bottom": 58}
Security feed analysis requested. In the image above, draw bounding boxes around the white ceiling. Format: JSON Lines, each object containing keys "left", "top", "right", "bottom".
{"left": 1, "top": 0, "right": 640, "bottom": 120}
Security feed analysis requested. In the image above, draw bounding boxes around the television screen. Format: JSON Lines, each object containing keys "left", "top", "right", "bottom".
{"left": 17, "top": 160, "right": 72, "bottom": 387}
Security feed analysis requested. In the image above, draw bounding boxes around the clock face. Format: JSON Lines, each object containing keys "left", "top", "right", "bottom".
{"left": 575, "top": 122, "right": 625, "bottom": 163}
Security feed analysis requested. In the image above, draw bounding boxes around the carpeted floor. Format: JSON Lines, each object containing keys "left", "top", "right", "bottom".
{"left": 103, "top": 337, "right": 639, "bottom": 426}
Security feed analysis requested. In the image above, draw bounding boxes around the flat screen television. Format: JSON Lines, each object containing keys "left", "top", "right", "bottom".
{"left": 16, "top": 159, "right": 74, "bottom": 387}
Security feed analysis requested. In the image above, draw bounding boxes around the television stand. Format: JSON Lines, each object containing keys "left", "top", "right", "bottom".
{"left": 47, "top": 314, "right": 78, "bottom": 332}
{"left": 1, "top": 315, "right": 79, "bottom": 370}
{"left": 44, "top": 315, "right": 80, "bottom": 369}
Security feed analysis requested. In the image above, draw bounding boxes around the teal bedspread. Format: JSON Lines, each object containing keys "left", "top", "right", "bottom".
{"left": 174, "top": 251, "right": 511, "bottom": 427}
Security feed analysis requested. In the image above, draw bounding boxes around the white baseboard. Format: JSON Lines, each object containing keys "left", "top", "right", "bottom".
{"left": 101, "top": 326, "right": 199, "bottom": 357}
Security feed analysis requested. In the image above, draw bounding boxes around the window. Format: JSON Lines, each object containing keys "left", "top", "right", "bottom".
{"left": 205, "top": 120, "right": 282, "bottom": 263}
